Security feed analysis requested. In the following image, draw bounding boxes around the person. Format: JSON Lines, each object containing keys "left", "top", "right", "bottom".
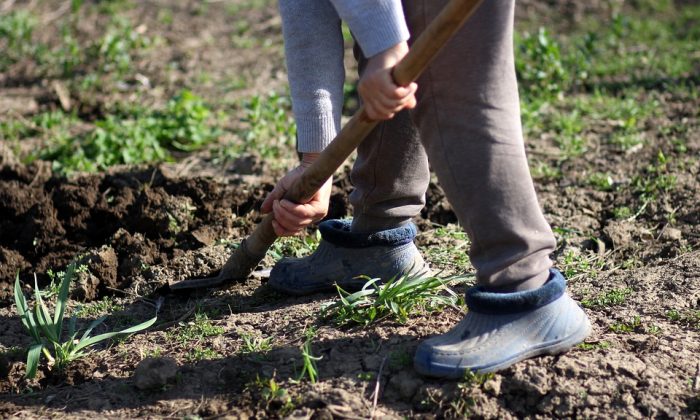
{"left": 260, "top": 0, "right": 591, "bottom": 378}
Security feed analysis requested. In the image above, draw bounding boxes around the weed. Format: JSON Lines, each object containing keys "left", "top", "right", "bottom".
{"left": 14, "top": 265, "right": 157, "bottom": 378}
{"left": 551, "top": 109, "right": 587, "bottom": 158}
{"left": 268, "top": 231, "right": 321, "bottom": 261}
{"left": 74, "top": 296, "right": 124, "bottom": 318}
{"left": 251, "top": 375, "right": 295, "bottom": 414}
{"left": 588, "top": 172, "right": 615, "bottom": 191}
{"left": 40, "top": 91, "right": 219, "bottom": 173}
{"left": 0, "top": 10, "right": 36, "bottom": 70}
{"left": 578, "top": 341, "right": 611, "bottom": 351}
{"left": 613, "top": 206, "right": 634, "bottom": 220}
{"left": 92, "top": 17, "right": 152, "bottom": 75}
{"left": 240, "top": 332, "right": 273, "bottom": 354}
{"left": 581, "top": 288, "right": 632, "bottom": 309}
{"left": 530, "top": 160, "right": 562, "bottom": 181}
{"left": 516, "top": 27, "right": 568, "bottom": 98}
{"left": 296, "top": 328, "right": 321, "bottom": 383}
{"left": 558, "top": 248, "right": 605, "bottom": 281}
{"left": 666, "top": 309, "right": 700, "bottom": 330}
{"left": 447, "top": 371, "right": 496, "bottom": 417}
{"left": 609, "top": 315, "right": 643, "bottom": 333}
{"left": 170, "top": 311, "right": 225, "bottom": 345}
{"left": 423, "top": 224, "right": 472, "bottom": 272}
{"left": 357, "top": 372, "right": 375, "bottom": 381}
{"left": 185, "top": 347, "right": 222, "bottom": 363}
{"left": 321, "top": 274, "right": 464, "bottom": 326}
{"left": 632, "top": 151, "right": 677, "bottom": 200}
{"left": 240, "top": 92, "right": 296, "bottom": 159}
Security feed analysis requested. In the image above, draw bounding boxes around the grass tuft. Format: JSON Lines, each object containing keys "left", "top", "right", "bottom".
{"left": 321, "top": 274, "right": 465, "bottom": 326}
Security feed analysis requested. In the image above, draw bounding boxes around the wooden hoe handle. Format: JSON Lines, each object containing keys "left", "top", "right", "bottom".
{"left": 170, "top": 0, "right": 484, "bottom": 291}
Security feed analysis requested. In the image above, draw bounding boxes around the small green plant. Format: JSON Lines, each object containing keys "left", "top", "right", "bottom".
{"left": 588, "top": 172, "right": 615, "bottom": 191}
{"left": 268, "top": 231, "right": 321, "bottom": 261}
{"left": 389, "top": 350, "right": 412, "bottom": 370}
{"left": 74, "top": 296, "right": 123, "bottom": 318}
{"left": 40, "top": 91, "right": 219, "bottom": 173}
{"left": 578, "top": 341, "right": 611, "bottom": 351}
{"left": 448, "top": 371, "right": 496, "bottom": 417}
{"left": 613, "top": 206, "right": 634, "bottom": 220}
{"left": 251, "top": 375, "right": 294, "bottom": 413}
{"left": 0, "top": 10, "right": 36, "bottom": 70}
{"left": 186, "top": 346, "right": 222, "bottom": 362}
{"left": 296, "top": 328, "right": 321, "bottom": 383}
{"left": 171, "top": 310, "right": 225, "bottom": 344}
{"left": 666, "top": 309, "right": 700, "bottom": 330}
{"left": 322, "top": 274, "right": 464, "bottom": 326}
{"left": 515, "top": 27, "right": 568, "bottom": 98}
{"left": 14, "top": 265, "right": 157, "bottom": 378}
{"left": 240, "top": 92, "right": 296, "bottom": 159}
{"left": 609, "top": 315, "right": 643, "bottom": 333}
{"left": 558, "top": 248, "right": 605, "bottom": 281}
{"left": 240, "top": 332, "right": 273, "bottom": 354}
{"left": 581, "top": 288, "right": 632, "bottom": 308}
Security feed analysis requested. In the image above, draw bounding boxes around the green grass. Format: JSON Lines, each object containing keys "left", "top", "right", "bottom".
{"left": 240, "top": 332, "right": 273, "bottom": 354}
{"left": 0, "top": 10, "right": 37, "bottom": 71}
{"left": 557, "top": 248, "right": 606, "bottom": 281}
{"left": 581, "top": 288, "right": 632, "bottom": 309}
{"left": 321, "top": 274, "right": 465, "bottom": 326}
{"left": 296, "top": 328, "right": 321, "bottom": 384}
{"left": 516, "top": 5, "right": 700, "bottom": 103}
{"left": 74, "top": 296, "right": 124, "bottom": 318}
{"left": 578, "top": 341, "right": 611, "bottom": 351}
{"left": 170, "top": 310, "right": 225, "bottom": 345}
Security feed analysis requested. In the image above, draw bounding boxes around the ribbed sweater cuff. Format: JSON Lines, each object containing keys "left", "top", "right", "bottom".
{"left": 295, "top": 113, "right": 338, "bottom": 153}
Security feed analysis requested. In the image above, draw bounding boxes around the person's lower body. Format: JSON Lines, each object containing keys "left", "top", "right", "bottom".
{"left": 269, "top": 0, "right": 591, "bottom": 376}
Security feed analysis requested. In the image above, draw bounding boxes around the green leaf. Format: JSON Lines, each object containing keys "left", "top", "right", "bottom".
{"left": 79, "top": 315, "right": 107, "bottom": 342}
{"left": 26, "top": 343, "right": 43, "bottom": 379}
{"left": 14, "top": 273, "right": 40, "bottom": 342}
{"left": 33, "top": 276, "right": 58, "bottom": 342}
{"left": 53, "top": 263, "right": 74, "bottom": 332}
{"left": 73, "top": 315, "right": 157, "bottom": 354}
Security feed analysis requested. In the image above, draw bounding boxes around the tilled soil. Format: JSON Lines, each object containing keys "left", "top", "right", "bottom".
{"left": 0, "top": 159, "right": 698, "bottom": 418}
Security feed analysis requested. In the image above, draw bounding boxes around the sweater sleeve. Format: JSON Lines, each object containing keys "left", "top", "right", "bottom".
{"left": 279, "top": 0, "right": 345, "bottom": 153}
{"left": 329, "top": 0, "right": 409, "bottom": 57}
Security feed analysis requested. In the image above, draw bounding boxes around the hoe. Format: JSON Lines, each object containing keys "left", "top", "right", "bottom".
{"left": 170, "top": 0, "right": 485, "bottom": 291}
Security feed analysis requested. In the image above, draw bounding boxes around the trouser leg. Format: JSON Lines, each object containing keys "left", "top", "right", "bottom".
{"left": 349, "top": 48, "right": 430, "bottom": 233}
{"left": 404, "top": 0, "right": 555, "bottom": 291}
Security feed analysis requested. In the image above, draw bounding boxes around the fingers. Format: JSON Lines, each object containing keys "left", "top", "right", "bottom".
{"left": 271, "top": 199, "right": 327, "bottom": 237}
{"left": 261, "top": 185, "right": 284, "bottom": 214}
{"left": 360, "top": 77, "right": 418, "bottom": 120}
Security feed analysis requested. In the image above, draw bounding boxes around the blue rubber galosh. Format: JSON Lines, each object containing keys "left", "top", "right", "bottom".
{"left": 414, "top": 269, "right": 592, "bottom": 377}
{"left": 268, "top": 219, "right": 429, "bottom": 296}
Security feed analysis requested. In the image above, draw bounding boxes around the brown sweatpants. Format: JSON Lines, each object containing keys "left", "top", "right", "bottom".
{"left": 349, "top": 0, "right": 556, "bottom": 291}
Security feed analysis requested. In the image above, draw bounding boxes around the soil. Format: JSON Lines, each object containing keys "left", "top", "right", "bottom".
{"left": 1, "top": 0, "right": 699, "bottom": 419}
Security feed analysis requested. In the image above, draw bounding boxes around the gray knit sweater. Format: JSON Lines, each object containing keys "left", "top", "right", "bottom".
{"left": 278, "top": 0, "right": 409, "bottom": 153}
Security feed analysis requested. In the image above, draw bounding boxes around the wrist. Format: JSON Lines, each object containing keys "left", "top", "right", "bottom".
{"left": 368, "top": 41, "right": 409, "bottom": 69}
{"left": 301, "top": 152, "right": 321, "bottom": 168}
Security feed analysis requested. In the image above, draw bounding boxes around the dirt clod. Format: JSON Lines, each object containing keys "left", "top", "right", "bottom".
{"left": 133, "top": 357, "right": 179, "bottom": 390}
